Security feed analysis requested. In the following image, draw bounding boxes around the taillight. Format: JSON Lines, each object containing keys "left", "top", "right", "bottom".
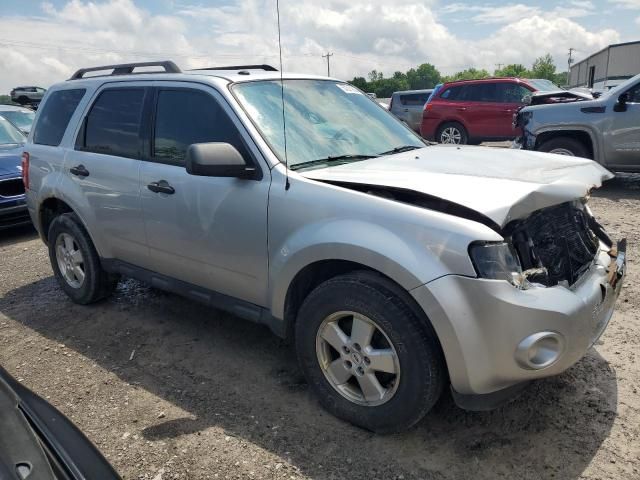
{"left": 424, "top": 103, "right": 433, "bottom": 112}
{"left": 21, "top": 152, "right": 30, "bottom": 190}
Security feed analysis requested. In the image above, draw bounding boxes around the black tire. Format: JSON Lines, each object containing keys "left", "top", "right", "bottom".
{"left": 48, "top": 213, "right": 118, "bottom": 304}
{"left": 295, "top": 271, "right": 445, "bottom": 433}
{"left": 16, "top": 96, "right": 29, "bottom": 106}
{"left": 537, "top": 136, "right": 591, "bottom": 159}
{"left": 436, "top": 121, "right": 468, "bottom": 145}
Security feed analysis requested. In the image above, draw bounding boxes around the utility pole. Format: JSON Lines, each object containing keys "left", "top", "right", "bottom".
{"left": 567, "top": 48, "right": 575, "bottom": 87}
{"left": 495, "top": 63, "right": 503, "bottom": 71}
{"left": 322, "top": 52, "right": 333, "bottom": 77}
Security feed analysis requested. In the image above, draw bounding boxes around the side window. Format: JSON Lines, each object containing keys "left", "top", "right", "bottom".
{"left": 497, "top": 84, "right": 531, "bottom": 103}
{"left": 626, "top": 84, "right": 640, "bottom": 103}
{"left": 153, "top": 89, "right": 249, "bottom": 166}
{"left": 80, "top": 89, "right": 145, "bottom": 159}
{"left": 33, "top": 89, "right": 86, "bottom": 146}
{"left": 401, "top": 94, "right": 429, "bottom": 106}
{"left": 440, "top": 86, "right": 464, "bottom": 101}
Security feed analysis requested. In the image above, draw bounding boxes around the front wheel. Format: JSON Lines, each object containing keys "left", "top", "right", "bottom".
{"left": 295, "top": 271, "right": 445, "bottom": 433}
{"left": 437, "top": 122, "right": 468, "bottom": 145}
{"left": 537, "top": 136, "right": 591, "bottom": 158}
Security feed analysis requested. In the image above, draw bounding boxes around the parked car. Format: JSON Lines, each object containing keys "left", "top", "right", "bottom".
{"left": 0, "top": 116, "right": 30, "bottom": 229}
{"left": 25, "top": 61, "right": 626, "bottom": 433}
{"left": 421, "top": 77, "right": 560, "bottom": 144}
{"left": 0, "top": 365, "right": 120, "bottom": 479}
{"left": 389, "top": 89, "right": 434, "bottom": 131}
{"left": 10, "top": 86, "right": 47, "bottom": 106}
{"left": 0, "top": 104, "right": 36, "bottom": 134}
{"left": 514, "top": 73, "right": 640, "bottom": 172}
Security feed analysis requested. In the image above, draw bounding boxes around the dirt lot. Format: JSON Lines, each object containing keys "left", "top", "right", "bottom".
{"left": 1, "top": 175, "right": 640, "bottom": 480}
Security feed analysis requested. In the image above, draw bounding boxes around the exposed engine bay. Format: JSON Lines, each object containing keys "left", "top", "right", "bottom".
{"left": 506, "top": 201, "right": 603, "bottom": 286}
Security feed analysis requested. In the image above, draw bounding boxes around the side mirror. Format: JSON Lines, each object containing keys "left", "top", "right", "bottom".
{"left": 185, "top": 143, "right": 256, "bottom": 178}
{"left": 614, "top": 92, "right": 629, "bottom": 112}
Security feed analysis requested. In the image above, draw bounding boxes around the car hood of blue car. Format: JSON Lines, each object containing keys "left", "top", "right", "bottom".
{"left": 0, "top": 144, "right": 24, "bottom": 178}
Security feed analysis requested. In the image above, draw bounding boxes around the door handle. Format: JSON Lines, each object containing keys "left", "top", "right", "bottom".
{"left": 456, "top": 107, "right": 467, "bottom": 111}
{"left": 403, "top": 108, "right": 409, "bottom": 112}
{"left": 147, "top": 180, "right": 175, "bottom": 195}
{"left": 69, "top": 165, "right": 89, "bottom": 177}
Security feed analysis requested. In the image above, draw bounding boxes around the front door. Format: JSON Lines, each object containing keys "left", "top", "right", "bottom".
{"left": 139, "top": 85, "right": 270, "bottom": 306}
{"left": 606, "top": 82, "right": 640, "bottom": 170}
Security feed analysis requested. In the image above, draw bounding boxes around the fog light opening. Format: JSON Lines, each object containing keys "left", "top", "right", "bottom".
{"left": 516, "top": 332, "right": 564, "bottom": 370}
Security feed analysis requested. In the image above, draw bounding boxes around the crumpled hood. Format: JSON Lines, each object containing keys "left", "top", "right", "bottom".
{"left": 300, "top": 145, "right": 613, "bottom": 228}
{"left": 0, "top": 146, "right": 23, "bottom": 178}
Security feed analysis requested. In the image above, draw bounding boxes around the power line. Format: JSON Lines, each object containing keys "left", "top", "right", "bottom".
{"left": 322, "top": 52, "right": 333, "bottom": 76}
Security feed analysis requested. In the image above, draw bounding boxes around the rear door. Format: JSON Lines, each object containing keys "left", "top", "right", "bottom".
{"left": 606, "top": 81, "right": 640, "bottom": 169}
{"left": 404, "top": 93, "right": 431, "bottom": 131}
{"left": 139, "top": 84, "right": 270, "bottom": 306}
{"left": 65, "top": 86, "right": 148, "bottom": 265}
{"left": 459, "top": 83, "right": 501, "bottom": 139}
{"left": 494, "top": 82, "right": 532, "bottom": 137}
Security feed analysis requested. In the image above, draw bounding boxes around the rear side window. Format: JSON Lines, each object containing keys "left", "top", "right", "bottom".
{"left": 153, "top": 89, "right": 249, "bottom": 166}
{"left": 33, "top": 89, "right": 85, "bottom": 146}
{"left": 496, "top": 83, "right": 532, "bottom": 103}
{"left": 400, "top": 93, "right": 430, "bottom": 106}
{"left": 439, "top": 85, "right": 464, "bottom": 101}
{"left": 81, "top": 89, "right": 145, "bottom": 159}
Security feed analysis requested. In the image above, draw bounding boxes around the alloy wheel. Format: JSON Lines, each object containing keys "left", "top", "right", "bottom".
{"left": 440, "top": 127, "right": 462, "bottom": 144}
{"left": 55, "top": 232, "right": 85, "bottom": 288}
{"left": 549, "top": 148, "right": 575, "bottom": 156}
{"left": 315, "top": 311, "right": 400, "bottom": 406}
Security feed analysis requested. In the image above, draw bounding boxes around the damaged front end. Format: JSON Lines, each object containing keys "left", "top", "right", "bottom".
{"left": 504, "top": 201, "right": 621, "bottom": 288}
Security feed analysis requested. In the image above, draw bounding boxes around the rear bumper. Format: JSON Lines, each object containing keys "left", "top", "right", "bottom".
{"left": 411, "top": 241, "right": 625, "bottom": 399}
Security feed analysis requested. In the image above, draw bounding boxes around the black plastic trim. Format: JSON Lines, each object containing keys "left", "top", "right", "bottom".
{"left": 581, "top": 106, "right": 606, "bottom": 114}
{"left": 193, "top": 64, "right": 277, "bottom": 72}
{"left": 451, "top": 381, "right": 530, "bottom": 411}
{"left": 101, "top": 259, "right": 286, "bottom": 337}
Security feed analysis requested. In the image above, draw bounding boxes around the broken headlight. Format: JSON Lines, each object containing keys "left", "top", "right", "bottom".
{"left": 469, "top": 242, "right": 526, "bottom": 288}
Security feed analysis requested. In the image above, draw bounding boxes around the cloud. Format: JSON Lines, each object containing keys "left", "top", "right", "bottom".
{"left": 0, "top": 0, "right": 623, "bottom": 93}
{"left": 636, "top": 16, "right": 640, "bottom": 25}
{"left": 609, "top": 0, "right": 640, "bottom": 7}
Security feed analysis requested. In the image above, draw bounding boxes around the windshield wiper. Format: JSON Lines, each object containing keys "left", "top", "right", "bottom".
{"left": 377, "top": 145, "right": 423, "bottom": 156}
{"left": 290, "top": 154, "right": 378, "bottom": 171}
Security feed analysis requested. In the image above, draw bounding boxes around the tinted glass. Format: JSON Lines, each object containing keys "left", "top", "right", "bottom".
{"left": 497, "top": 83, "right": 531, "bottom": 103}
{"left": 154, "top": 89, "right": 247, "bottom": 166}
{"left": 401, "top": 93, "right": 431, "bottom": 106}
{"left": 465, "top": 83, "right": 498, "bottom": 102}
{"left": 33, "top": 89, "right": 85, "bottom": 146}
{"left": 83, "top": 89, "right": 145, "bottom": 158}
{"left": 440, "top": 85, "right": 464, "bottom": 100}
{"left": 626, "top": 83, "right": 640, "bottom": 103}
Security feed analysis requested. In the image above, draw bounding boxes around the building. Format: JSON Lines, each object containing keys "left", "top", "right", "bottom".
{"left": 569, "top": 41, "right": 640, "bottom": 90}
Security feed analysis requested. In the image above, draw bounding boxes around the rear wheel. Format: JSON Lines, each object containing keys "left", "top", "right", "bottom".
{"left": 437, "top": 122, "right": 468, "bottom": 145}
{"left": 295, "top": 271, "right": 445, "bottom": 433}
{"left": 48, "top": 213, "right": 119, "bottom": 304}
{"left": 537, "top": 136, "right": 591, "bottom": 158}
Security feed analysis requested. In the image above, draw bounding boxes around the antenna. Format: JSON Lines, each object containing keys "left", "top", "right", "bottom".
{"left": 276, "top": 0, "right": 290, "bottom": 191}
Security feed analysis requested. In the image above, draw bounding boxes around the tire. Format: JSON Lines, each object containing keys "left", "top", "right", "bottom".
{"left": 537, "top": 136, "right": 591, "bottom": 159}
{"left": 17, "top": 96, "right": 29, "bottom": 106}
{"left": 47, "top": 213, "right": 118, "bottom": 304}
{"left": 436, "top": 122, "right": 468, "bottom": 145}
{"left": 295, "top": 271, "right": 445, "bottom": 433}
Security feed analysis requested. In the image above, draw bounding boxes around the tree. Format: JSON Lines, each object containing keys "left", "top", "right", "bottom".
{"left": 494, "top": 64, "right": 530, "bottom": 78}
{"left": 350, "top": 77, "right": 368, "bottom": 91}
{"left": 442, "top": 68, "right": 490, "bottom": 82}
{"left": 553, "top": 71, "right": 568, "bottom": 87}
{"left": 531, "top": 54, "right": 556, "bottom": 80}
{"left": 406, "top": 63, "right": 441, "bottom": 90}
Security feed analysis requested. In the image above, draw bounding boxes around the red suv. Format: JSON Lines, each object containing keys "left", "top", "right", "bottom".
{"left": 420, "top": 78, "right": 548, "bottom": 145}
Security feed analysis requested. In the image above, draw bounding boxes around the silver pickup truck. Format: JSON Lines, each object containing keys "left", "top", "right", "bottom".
{"left": 514, "top": 73, "right": 640, "bottom": 172}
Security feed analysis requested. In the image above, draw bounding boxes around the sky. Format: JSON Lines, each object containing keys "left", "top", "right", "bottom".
{"left": 0, "top": 0, "right": 638, "bottom": 93}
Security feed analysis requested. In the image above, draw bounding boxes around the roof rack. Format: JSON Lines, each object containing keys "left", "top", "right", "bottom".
{"left": 193, "top": 64, "right": 278, "bottom": 72}
{"left": 68, "top": 61, "right": 181, "bottom": 80}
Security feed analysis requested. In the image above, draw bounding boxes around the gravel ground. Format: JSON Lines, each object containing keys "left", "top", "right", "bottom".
{"left": 1, "top": 174, "right": 639, "bottom": 480}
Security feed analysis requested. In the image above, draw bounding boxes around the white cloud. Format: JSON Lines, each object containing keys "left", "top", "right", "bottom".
{"left": 0, "top": 0, "right": 623, "bottom": 93}
{"left": 636, "top": 16, "right": 640, "bottom": 25}
{"left": 609, "top": 0, "right": 640, "bottom": 7}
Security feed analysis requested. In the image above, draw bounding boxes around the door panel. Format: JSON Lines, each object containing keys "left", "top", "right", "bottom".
{"left": 140, "top": 85, "right": 270, "bottom": 306}
{"left": 605, "top": 84, "right": 640, "bottom": 168}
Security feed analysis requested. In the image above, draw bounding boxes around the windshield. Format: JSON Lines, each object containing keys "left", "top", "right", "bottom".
{"left": 0, "top": 116, "right": 26, "bottom": 145}
{"left": 603, "top": 73, "right": 640, "bottom": 99}
{"left": 232, "top": 79, "right": 424, "bottom": 169}
{"left": 0, "top": 109, "right": 35, "bottom": 132}
{"left": 527, "top": 79, "right": 561, "bottom": 92}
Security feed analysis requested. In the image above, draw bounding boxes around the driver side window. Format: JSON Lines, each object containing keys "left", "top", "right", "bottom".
{"left": 626, "top": 84, "right": 640, "bottom": 103}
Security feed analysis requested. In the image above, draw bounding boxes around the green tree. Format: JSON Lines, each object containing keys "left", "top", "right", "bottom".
{"left": 494, "top": 64, "right": 530, "bottom": 78}
{"left": 531, "top": 54, "right": 556, "bottom": 80}
{"left": 406, "top": 63, "right": 441, "bottom": 90}
{"left": 553, "top": 71, "right": 568, "bottom": 87}
{"left": 442, "top": 68, "right": 490, "bottom": 82}
{"left": 350, "top": 76, "right": 368, "bottom": 91}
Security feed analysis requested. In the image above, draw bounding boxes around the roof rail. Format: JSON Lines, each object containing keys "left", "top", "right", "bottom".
{"left": 193, "top": 64, "right": 278, "bottom": 72}
{"left": 68, "top": 61, "right": 181, "bottom": 80}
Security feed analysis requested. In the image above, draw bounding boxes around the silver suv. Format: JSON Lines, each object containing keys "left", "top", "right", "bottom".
{"left": 10, "top": 86, "right": 47, "bottom": 106}
{"left": 24, "top": 61, "right": 626, "bottom": 433}
{"left": 515, "top": 73, "right": 640, "bottom": 172}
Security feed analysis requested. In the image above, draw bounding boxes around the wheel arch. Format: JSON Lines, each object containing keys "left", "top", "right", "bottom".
{"left": 534, "top": 127, "right": 598, "bottom": 160}
{"left": 435, "top": 119, "right": 469, "bottom": 142}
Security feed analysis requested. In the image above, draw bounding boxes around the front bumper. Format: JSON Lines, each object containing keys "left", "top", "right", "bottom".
{"left": 0, "top": 199, "right": 30, "bottom": 230}
{"left": 411, "top": 241, "right": 626, "bottom": 400}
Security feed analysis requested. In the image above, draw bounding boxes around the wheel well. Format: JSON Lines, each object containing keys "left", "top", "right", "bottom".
{"left": 535, "top": 130, "right": 594, "bottom": 158}
{"left": 436, "top": 120, "right": 467, "bottom": 136}
{"left": 40, "top": 198, "right": 73, "bottom": 243}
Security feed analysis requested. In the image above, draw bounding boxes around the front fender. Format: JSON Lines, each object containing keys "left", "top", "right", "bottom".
{"left": 530, "top": 123, "right": 602, "bottom": 163}
{"left": 268, "top": 218, "right": 473, "bottom": 319}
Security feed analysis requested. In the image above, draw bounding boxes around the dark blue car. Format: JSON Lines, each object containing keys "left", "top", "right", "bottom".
{"left": 0, "top": 115, "right": 30, "bottom": 229}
